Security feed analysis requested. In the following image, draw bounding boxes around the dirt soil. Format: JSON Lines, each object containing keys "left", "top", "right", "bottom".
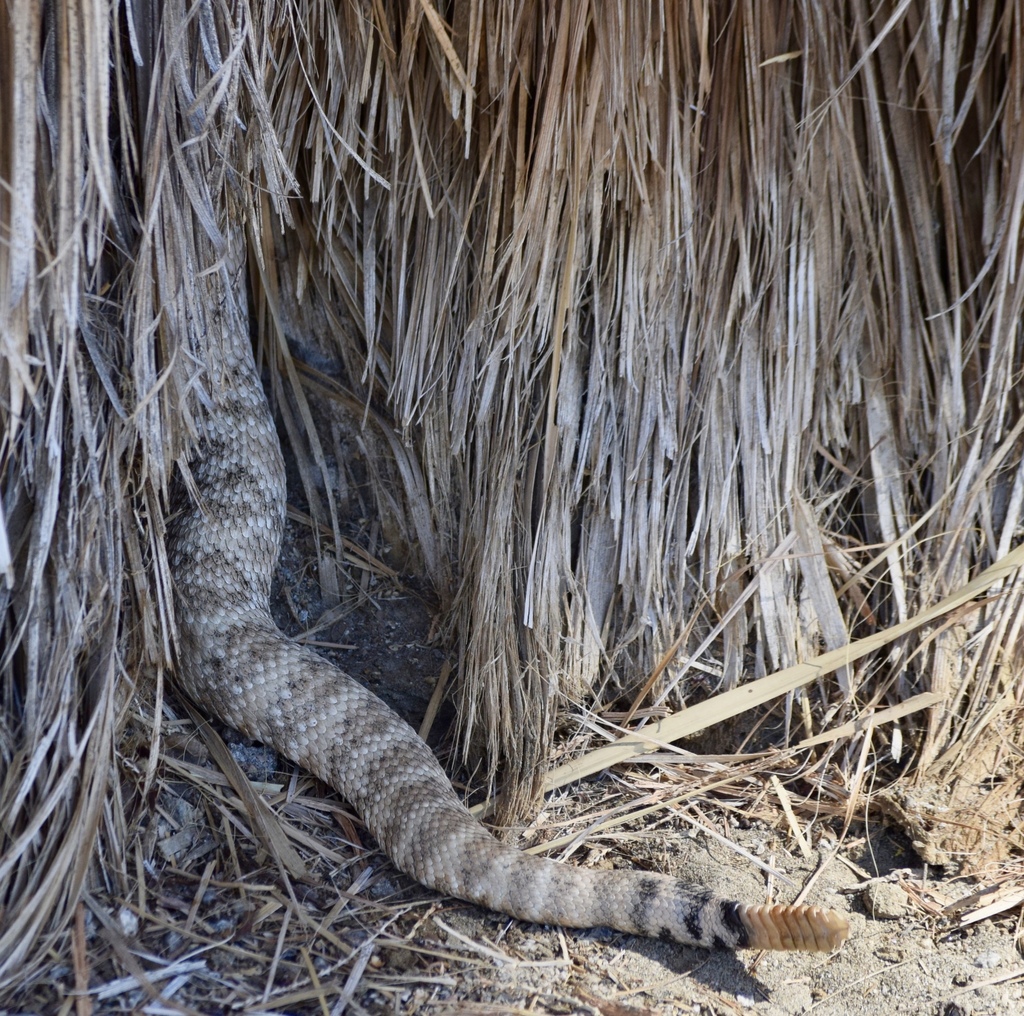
{"left": 382, "top": 838, "right": 1024, "bottom": 1016}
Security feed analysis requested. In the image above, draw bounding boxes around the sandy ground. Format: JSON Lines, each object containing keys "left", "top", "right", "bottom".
{"left": 362, "top": 831, "right": 1023, "bottom": 1016}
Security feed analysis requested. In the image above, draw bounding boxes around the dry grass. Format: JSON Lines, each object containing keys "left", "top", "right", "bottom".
{"left": 2, "top": 0, "right": 1024, "bottom": 1008}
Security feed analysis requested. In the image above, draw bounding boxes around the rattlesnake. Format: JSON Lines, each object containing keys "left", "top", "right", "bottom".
{"left": 166, "top": 237, "right": 849, "bottom": 954}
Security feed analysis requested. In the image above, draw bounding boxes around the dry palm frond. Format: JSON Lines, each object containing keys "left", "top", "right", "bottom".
{"left": 2, "top": 0, "right": 1024, "bottom": 1007}
{"left": 0, "top": 0, "right": 291, "bottom": 993}
{"left": 258, "top": 0, "right": 1024, "bottom": 817}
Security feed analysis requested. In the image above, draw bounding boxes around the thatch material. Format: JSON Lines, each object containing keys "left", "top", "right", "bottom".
{"left": 1, "top": 0, "right": 1023, "bottom": 999}
{"left": 261, "top": 0, "right": 1024, "bottom": 815}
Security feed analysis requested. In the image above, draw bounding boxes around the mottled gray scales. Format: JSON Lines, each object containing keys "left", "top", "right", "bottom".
{"left": 167, "top": 239, "right": 849, "bottom": 954}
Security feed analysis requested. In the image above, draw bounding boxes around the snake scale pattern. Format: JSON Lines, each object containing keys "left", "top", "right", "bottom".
{"left": 166, "top": 237, "right": 849, "bottom": 954}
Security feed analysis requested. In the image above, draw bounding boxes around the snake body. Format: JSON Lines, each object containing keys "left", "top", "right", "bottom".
{"left": 166, "top": 243, "right": 849, "bottom": 954}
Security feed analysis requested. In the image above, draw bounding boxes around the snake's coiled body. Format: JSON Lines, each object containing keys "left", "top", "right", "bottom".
{"left": 167, "top": 242, "right": 849, "bottom": 954}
